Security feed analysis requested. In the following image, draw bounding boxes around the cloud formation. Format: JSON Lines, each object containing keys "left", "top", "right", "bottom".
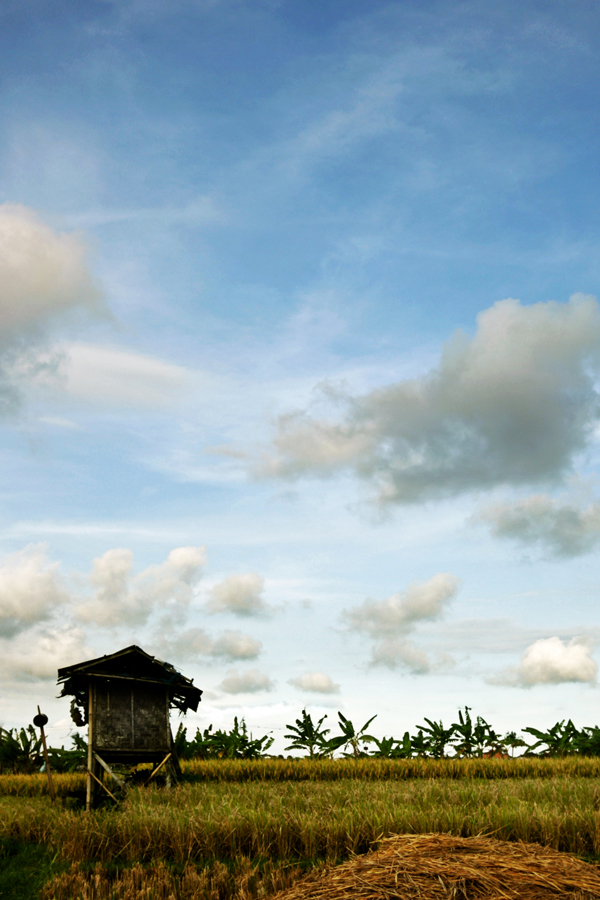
{"left": 217, "top": 668, "right": 274, "bottom": 694}
{"left": 77, "top": 545, "right": 206, "bottom": 626}
{"left": 0, "top": 624, "right": 91, "bottom": 681}
{"left": 0, "top": 204, "right": 103, "bottom": 334}
{"left": 212, "top": 631, "right": 262, "bottom": 660}
{"left": 480, "top": 494, "right": 600, "bottom": 557}
{"left": 0, "top": 204, "right": 104, "bottom": 416}
{"left": 497, "top": 637, "right": 597, "bottom": 687}
{"left": 262, "top": 295, "right": 600, "bottom": 504}
{"left": 155, "top": 628, "right": 262, "bottom": 662}
{"left": 57, "top": 342, "right": 192, "bottom": 410}
{"left": 0, "top": 544, "right": 69, "bottom": 637}
{"left": 208, "top": 572, "right": 271, "bottom": 616}
{"left": 344, "top": 573, "right": 460, "bottom": 672}
{"left": 289, "top": 672, "right": 340, "bottom": 693}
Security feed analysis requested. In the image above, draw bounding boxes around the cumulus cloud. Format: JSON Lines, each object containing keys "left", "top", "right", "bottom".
{"left": 217, "top": 668, "right": 274, "bottom": 694}
{"left": 495, "top": 637, "right": 597, "bottom": 687}
{"left": 0, "top": 624, "right": 92, "bottom": 681}
{"left": 0, "top": 204, "right": 104, "bottom": 414}
{"left": 289, "top": 672, "right": 340, "bottom": 693}
{"left": 262, "top": 295, "right": 600, "bottom": 504}
{"left": 344, "top": 573, "right": 460, "bottom": 672}
{"left": 211, "top": 631, "right": 262, "bottom": 659}
{"left": 208, "top": 572, "right": 272, "bottom": 616}
{"left": 0, "top": 204, "right": 103, "bottom": 333}
{"left": 480, "top": 494, "right": 600, "bottom": 557}
{"left": 155, "top": 628, "right": 262, "bottom": 662}
{"left": 0, "top": 544, "right": 69, "bottom": 637}
{"left": 76, "top": 545, "right": 206, "bottom": 626}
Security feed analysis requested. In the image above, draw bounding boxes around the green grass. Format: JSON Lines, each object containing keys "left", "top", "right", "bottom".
{"left": 0, "top": 839, "right": 66, "bottom": 900}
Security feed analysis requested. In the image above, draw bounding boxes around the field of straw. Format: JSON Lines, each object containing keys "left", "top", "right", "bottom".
{"left": 2, "top": 760, "right": 600, "bottom": 898}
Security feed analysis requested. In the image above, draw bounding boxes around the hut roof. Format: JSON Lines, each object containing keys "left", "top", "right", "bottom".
{"left": 57, "top": 644, "right": 202, "bottom": 713}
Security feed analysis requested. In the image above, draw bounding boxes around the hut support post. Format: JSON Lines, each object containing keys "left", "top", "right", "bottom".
{"left": 94, "top": 752, "right": 125, "bottom": 788}
{"left": 85, "top": 682, "right": 94, "bottom": 811}
{"left": 143, "top": 752, "right": 172, "bottom": 787}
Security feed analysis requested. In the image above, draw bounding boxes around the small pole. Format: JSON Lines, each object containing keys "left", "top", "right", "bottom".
{"left": 33, "top": 707, "right": 55, "bottom": 803}
{"left": 86, "top": 682, "right": 94, "bottom": 812}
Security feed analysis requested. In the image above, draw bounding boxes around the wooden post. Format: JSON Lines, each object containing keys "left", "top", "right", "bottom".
{"left": 34, "top": 707, "right": 55, "bottom": 803}
{"left": 142, "top": 752, "right": 172, "bottom": 787}
{"left": 86, "top": 681, "right": 94, "bottom": 812}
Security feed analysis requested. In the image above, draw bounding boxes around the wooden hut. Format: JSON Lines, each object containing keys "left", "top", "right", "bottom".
{"left": 57, "top": 645, "right": 202, "bottom": 808}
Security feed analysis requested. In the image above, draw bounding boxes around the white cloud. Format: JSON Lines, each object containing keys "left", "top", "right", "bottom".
{"left": 0, "top": 203, "right": 103, "bottom": 334}
{"left": 55, "top": 342, "right": 192, "bottom": 409}
{"left": 38, "top": 415, "right": 82, "bottom": 430}
{"left": 370, "top": 638, "right": 431, "bottom": 673}
{"left": 0, "top": 204, "right": 105, "bottom": 415}
{"left": 0, "top": 544, "right": 69, "bottom": 636}
{"left": 289, "top": 672, "right": 340, "bottom": 693}
{"left": 218, "top": 668, "right": 274, "bottom": 694}
{"left": 480, "top": 494, "right": 600, "bottom": 557}
{"left": 76, "top": 545, "right": 206, "bottom": 626}
{"left": 262, "top": 295, "right": 600, "bottom": 504}
{"left": 497, "top": 637, "right": 597, "bottom": 687}
{"left": 208, "top": 572, "right": 272, "bottom": 617}
{"left": 154, "top": 628, "right": 262, "bottom": 662}
{"left": 0, "top": 624, "right": 92, "bottom": 681}
{"left": 345, "top": 573, "right": 460, "bottom": 636}
{"left": 344, "top": 573, "right": 460, "bottom": 672}
{"left": 211, "top": 631, "right": 262, "bottom": 659}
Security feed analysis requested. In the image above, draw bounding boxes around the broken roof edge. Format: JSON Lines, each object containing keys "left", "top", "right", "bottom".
{"left": 57, "top": 644, "right": 202, "bottom": 712}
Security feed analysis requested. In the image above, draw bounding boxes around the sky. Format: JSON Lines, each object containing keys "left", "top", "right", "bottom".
{"left": 1, "top": 0, "right": 600, "bottom": 753}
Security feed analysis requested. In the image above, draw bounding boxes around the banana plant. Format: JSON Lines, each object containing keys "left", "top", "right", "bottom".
{"left": 416, "top": 717, "right": 455, "bottom": 758}
{"left": 573, "top": 726, "right": 600, "bottom": 757}
{"left": 47, "top": 733, "right": 87, "bottom": 772}
{"left": 523, "top": 720, "right": 580, "bottom": 757}
{"left": 394, "top": 731, "right": 414, "bottom": 759}
{"left": 0, "top": 726, "right": 42, "bottom": 773}
{"left": 368, "top": 731, "right": 413, "bottom": 759}
{"left": 452, "top": 707, "right": 476, "bottom": 757}
{"left": 410, "top": 729, "right": 429, "bottom": 758}
{"left": 325, "top": 712, "right": 378, "bottom": 758}
{"left": 503, "top": 731, "right": 528, "bottom": 757}
{"left": 367, "top": 735, "right": 397, "bottom": 758}
{"left": 284, "top": 709, "right": 330, "bottom": 758}
{"left": 176, "top": 718, "right": 273, "bottom": 759}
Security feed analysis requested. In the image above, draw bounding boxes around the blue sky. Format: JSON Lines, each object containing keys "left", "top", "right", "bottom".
{"left": 2, "top": 0, "right": 600, "bottom": 751}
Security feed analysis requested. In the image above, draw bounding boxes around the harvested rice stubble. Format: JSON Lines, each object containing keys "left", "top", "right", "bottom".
{"left": 41, "top": 858, "right": 320, "bottom": 900}
{"left": 270, "top": 833, "right": 600, "bottom": 900}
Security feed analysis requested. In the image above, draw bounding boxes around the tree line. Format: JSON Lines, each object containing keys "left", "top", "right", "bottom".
{"left": 3, "top": 707, "right": 600, "bottom": 773}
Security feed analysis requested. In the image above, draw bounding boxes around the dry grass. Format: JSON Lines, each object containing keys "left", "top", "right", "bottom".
{"left": 4, "top": 776, "right": 600, "bottom": 863}
{"left": 0, "top": 772, "right": 85, "bottom": 797}
{"left": 181, "top": 756, "right": 600, "bottom": 782}
{"left": 41, "top": 834, "right": 600, "bottom": 899}
{"left": 271, "top": 833, "right": 600, "bottom": 900}
{"left": 3, "top": 758, "right": 600, "bottom": 798}
{"left": 42, "top": 858, "right": 318, "bottom": 900}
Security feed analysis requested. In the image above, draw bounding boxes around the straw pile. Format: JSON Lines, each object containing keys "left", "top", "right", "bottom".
{"left": 271, "top": 833, "right": 600, "bottom": 900}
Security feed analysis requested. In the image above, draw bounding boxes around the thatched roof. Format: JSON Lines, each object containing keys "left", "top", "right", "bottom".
{"left": 57, "top": 644, "right": 202, "bottom": 713}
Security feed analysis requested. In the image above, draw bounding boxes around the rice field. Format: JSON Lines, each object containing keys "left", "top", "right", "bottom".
{"left": 3, "top": 755, "right": 600, "bottom": 797}
{"left": 2, "top": 760, "right": 600, "bottom": 898}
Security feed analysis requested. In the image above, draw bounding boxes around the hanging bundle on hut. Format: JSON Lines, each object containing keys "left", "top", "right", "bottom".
{"left": 271, "top": 833, "right": 600, "bottom": 900}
